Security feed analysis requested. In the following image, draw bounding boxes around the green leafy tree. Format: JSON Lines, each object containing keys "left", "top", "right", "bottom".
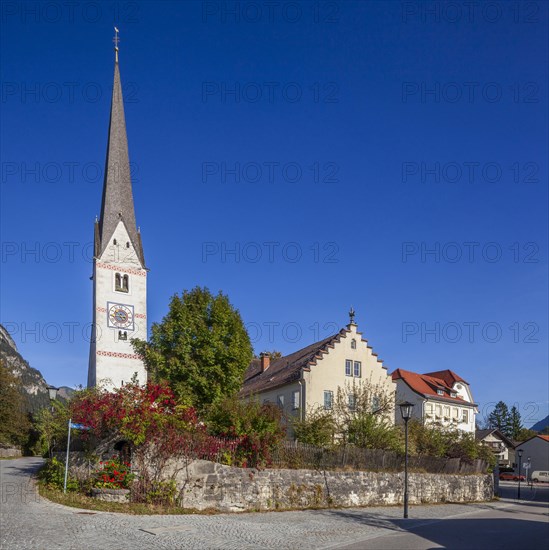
{"left": 516, "top": 428, "right": 537, "bottom": 441}
{"left": 31, "top": 399, "right": 70, "bottom": 457}
{"left": 509, "top": 406, "right": 523, "bottom": 440}
{"left": 292, "top": 407, "right": 337, "bottom": 447}
{"left": 133, "top": 287, "right": 253, "bottom": 409}
{"left": 0, "top": 360, "right": 30, "bottom": 446}
{"left": 347, "top": 414, "right": 403, "bottom": 453}
{"left": 487, "top": 401, "right": 511, "bottom": 436}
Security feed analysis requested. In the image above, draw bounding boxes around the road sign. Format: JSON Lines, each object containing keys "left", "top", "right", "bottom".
{"left": 523, "top": 463, "right": 531, "bottom": 469}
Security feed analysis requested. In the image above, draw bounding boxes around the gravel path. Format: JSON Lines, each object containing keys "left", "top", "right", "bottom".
{"left": 1, "top": 457, "right": 504, "bottom": 550}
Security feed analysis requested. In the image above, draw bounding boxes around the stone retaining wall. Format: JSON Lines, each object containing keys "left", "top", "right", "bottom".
{"left": 173, "top": 460, "right": 494, "bottom": 512}
{"left": 0, "top": 446, "right": 22, "bottom": 458}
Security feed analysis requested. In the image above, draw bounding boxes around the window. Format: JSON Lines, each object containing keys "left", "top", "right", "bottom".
{"left": 425, "top": 403, "right": 433, "bottom": 416}
{"left": 348, "top": 394, "right": 356, "bottom": 411}
{"left": 345, "top": 359, "right": 352, "bottom": 376}
{"left": 435, "top": 405, "right": 442, "bottom": 417}
{"left": 437, "top": 389, "right": 444, "bottom": 396}
{"left": 353, "top": 361, "right": 361, "bottom": 378}
{"left": 113, "top": 239, "right": 117, "bottom": 245}
{"left": 351, "top": 339, "right": 356, "bottom": 349}
{"left": 372, "top": 395, "right": 381, "bottom": 412}
{"left": 444, "top": 406, "right": 450, "bottom": 418}
{"left": 462, "top": 410, "right": 469, "bottom": 423}
{"left": 277, "top": 395, "right": 284, "bottom": 409}
{"left": 115, "top": 273, "right": 129, "bottom": 293}
{"left": 324, "top": 390, "right": 333, "bottom": 410}
{"left": 292, "top": 390, "right": 300, "bottom": 410}
{"left": 126, "top": 242, "right": 130, "bottom": 248}
{"left": 450, "top": 392, "right": 457, "bottom": 398}
{"left": 263, "top": 399, "right": 270, "bottom": 404}
{"left": 118, "top": 330, "right": 127, "bottom": 341}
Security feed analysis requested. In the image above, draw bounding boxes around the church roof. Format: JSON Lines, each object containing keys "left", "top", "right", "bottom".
{"left": 96, "top": 53, "right": 145, "bottom": 267}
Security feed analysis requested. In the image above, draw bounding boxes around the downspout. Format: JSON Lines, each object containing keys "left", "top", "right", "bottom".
{"left": 298, "top": 371, "right": 306, "bottom": 422}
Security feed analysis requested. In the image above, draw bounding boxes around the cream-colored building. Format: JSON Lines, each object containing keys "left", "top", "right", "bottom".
{"left": 240, "top": 314, "right": 396, "bottom": 434}
{"left": 475, "top": 429, "right": 515, "bottom": 468}
{"left": 392, "top": 369, "right": 477, "bottom": 433}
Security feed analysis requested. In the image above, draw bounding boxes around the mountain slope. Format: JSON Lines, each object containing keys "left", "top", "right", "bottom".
{"left": 0, "top": 324, "right": 50, "bottom": 414}
{"left": 531, "top": 415, "right": 549, "bottom": 433}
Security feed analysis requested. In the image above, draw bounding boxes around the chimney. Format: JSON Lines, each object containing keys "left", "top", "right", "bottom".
{"left": 260, "top": 352, "right": 270, "bottom": 373}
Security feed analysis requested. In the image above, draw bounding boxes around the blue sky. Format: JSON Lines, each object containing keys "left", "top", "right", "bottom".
{"left": 1, "top": 1, "right": 547, "bottom": 426}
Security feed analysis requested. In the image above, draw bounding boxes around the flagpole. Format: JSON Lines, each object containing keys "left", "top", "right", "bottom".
{"left": 63, "top": 418, "right": 72, "bottom": 493}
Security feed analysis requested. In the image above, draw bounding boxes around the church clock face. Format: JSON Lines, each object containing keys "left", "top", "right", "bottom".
{"left": 107, "top": 302, "right": 134, "bottom": 330}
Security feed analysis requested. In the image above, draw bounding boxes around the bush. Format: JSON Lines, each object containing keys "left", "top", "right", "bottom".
{"left": 347, "top": 414, "right": 403, "bottom": 453}
{"left": 131, "top": 479, "right": 177, "bottom": 506}
{"left": 94, "top": 456, "right": 135, "bottom": 489}
{"left": 38, "top": 457, "right": 78, "bottom": 492}
{"left": 206, "top": 396, "right": 286, "bottom": 467}
{"left": 408, "top": 421, "right": 496, "bottom": 467}
{"left": 292, "top": 408, "right": 336, "bottom": 447}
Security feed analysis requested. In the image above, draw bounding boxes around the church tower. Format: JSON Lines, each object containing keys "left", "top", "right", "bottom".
{"left": 87, "top": 34, "right": 148, "bottom": 389}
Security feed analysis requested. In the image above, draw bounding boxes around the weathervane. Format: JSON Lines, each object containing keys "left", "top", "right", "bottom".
{"left": 113, "top": 27, "right": 120, "bottom": 62}
{"left": 349, "top": 306, "right": 356, "bottom": 324}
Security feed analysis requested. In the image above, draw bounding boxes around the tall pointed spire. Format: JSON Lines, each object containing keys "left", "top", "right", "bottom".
{"left": 96, "top": 29, "right": 145, "bottom": 266}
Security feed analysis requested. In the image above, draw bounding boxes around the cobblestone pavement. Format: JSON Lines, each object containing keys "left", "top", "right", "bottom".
{"left": 0, "top": 457, "right": 517, "bottom": 550}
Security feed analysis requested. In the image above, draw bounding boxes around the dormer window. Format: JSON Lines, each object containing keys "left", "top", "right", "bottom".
{"left": 351, "top": 339, "right": 356, "bottom": 349}
{"left": 437, "top": 389, "right": 444, "bottom": 396}
{"left": 450, "top": 392, "right": 457, "bottom": 398}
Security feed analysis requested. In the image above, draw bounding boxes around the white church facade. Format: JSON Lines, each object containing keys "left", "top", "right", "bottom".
{"left": 87, "top": 42, "right": 148, "bottom": 390}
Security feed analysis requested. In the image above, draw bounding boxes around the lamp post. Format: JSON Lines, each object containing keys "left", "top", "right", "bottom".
{"left": 517, "top": 448, "right": 523, "bottom": 500}
{"left": 45, "top": 385, "right": 60, "bottom": 458}
{"left": 46, "top": 385, "right": 59, "bottom": 412}
{"left": 399, "top": 401, "right": 415, "bottom": 519}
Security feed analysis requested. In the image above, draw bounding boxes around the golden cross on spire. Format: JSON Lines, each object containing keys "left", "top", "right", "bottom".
{"left": 113, "top": 27, "right": 120, "bottom": 62}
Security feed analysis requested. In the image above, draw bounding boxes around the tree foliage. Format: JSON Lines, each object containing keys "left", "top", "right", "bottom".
{"left": 509, "top": 406, "right": 523, "bottom": 440}
{"left": 206, "top": 396, "right": 286, "bottom": 467}
{"left": 293, "top": 407, "right": 336, "bottom": 447}
{"left": 292, "top": 379, "right": 399, "bottom": 451}
{"left": 31, "top": 399, "right": 70, "bottom": 456}
{"left": 0, "top": 360, "right": 30, "bottom": 446}
{"left": 408, "top": 421, "right": 495, "bottom": 466}
{"left": 487, "top": 401, "right": 511, "bottom": 436}
{"left": 132, "top": 287, "right": 253, "bottom": 409}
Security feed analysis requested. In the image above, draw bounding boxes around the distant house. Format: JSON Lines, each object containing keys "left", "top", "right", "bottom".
{"left": 475, "top": 429, "right": 515, "bottom": 468}
{"left": 514, "top": 435, "right": 549, "bottom": 475}
{"left": 239, "top": 313, "right": 396, "bottom": 437}
{"left": 391, "top": 369, "right": 477, "bottom": 433}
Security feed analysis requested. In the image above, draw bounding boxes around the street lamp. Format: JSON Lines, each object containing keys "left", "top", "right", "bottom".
{"left": 46, "top": 385, "right": 59, "bottom": 411}
{"left": 517, "top": 448, "right": 523, "bottom": 500}
{"left": 399, "top": 401, "right": 415, "bottom": 519}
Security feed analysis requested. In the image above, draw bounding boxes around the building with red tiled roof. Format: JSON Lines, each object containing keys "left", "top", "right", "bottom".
{"left": 240, "top": 311, "right": 396, "bottom": 436}
{"left": 391, "top": 368, "right": 477, "bottom": 433}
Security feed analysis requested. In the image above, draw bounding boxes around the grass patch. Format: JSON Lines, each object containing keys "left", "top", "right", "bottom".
{"left": 38, "top": 483, "right": 217, "bottom": 515}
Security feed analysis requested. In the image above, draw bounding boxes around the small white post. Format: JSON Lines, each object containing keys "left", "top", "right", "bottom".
{"left": 63, "top": 418, "right": 72, "bottom": 493}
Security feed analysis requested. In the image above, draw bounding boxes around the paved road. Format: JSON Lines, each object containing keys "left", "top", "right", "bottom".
{"left": 1, "top": 458, "right": 547, "bottom": 549}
